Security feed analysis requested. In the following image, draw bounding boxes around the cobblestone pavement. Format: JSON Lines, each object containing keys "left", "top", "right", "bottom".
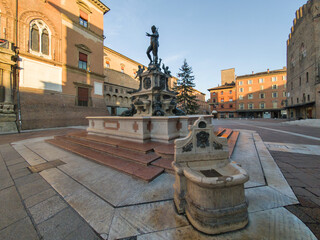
{"left": 213, "top": 119, "right": 320, "bottom": 239}
{"left": 0, "top": 128, "right": 101, "bottom": 240}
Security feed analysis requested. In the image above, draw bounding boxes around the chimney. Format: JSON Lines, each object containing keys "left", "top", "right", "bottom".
{"left": 267, "top": 69, "right": 270, "bottom": 73}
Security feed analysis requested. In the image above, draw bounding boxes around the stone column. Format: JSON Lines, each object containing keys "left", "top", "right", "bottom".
{"left": 0, "top": 42, "right": 18, "bottom": 133}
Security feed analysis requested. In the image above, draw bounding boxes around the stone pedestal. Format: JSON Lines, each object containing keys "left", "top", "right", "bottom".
{"left": 86, "top": 115, "right": 212, "bottom": 143}
{"left": 172, "top": 117, "right": 249, "bottom": 235}
{"left": 0, "top": 113, "right": 17, "bottom": 133}
{"left": 130, "top": 64, "right": 178, "bottom": 117}
{"left": 0, "top": 41, "right": 18, "bottom": 133}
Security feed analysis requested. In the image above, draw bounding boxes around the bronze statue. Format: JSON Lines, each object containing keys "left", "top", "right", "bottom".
{"left": 162, "top": 64, "right": 172, "bottom": 77}
{"left": 135, "top": 65, "right": 145, "bottom": 79}
{"left": 146, "top": 25, "right": 159, "bottom": 64}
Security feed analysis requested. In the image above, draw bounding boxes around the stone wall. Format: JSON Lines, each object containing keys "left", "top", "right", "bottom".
{"left": 287, "top": 0, "right": 320, "bottom": 119}
{"left": 19, "top": 88, "right": 107, "bottom": 130}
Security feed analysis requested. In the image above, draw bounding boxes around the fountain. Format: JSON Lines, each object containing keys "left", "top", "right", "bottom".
{"left": 86, "top": 26, "right": 211, "bottom": 143}
{"left": 172, "top": 117, "right": 249, "bottom": 234}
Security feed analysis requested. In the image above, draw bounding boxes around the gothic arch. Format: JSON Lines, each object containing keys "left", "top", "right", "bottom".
{"left": 19, "top": 11, "right": 58, "bottom": 55}
{"left": 19, "top": 11, "right": 58, "bottom": 37}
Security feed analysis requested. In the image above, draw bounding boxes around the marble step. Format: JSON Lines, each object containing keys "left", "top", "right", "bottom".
{"left": 55, "top": 135, "right": 160, "bottom": 166}
{"left": 220, "top": 128, "right": 233, "bottom": 139}
{"left": 154, "top": 144, "right": 174, "bottom": 159}
{"left": 68, "top": 132, "right": 170, "bottom": 154}
{"left": 46, "top": 138, "right": 164, "bottom": 182}
{"left": 151, "top": 157, "right": 174, "bottom": 173}
{"left": 215, "top": 127, "right": 226, "bottom": 136}
{"left": 228, "top": 131, "right": 239, "bottom": 157}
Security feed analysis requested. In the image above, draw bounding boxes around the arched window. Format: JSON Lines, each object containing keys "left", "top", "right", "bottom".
{"left": 31, "top": 24, "right": 39, "bottom": 52}
{"left": 29, "top": 19, "right": 51, "bottom": 58}
{"left": 41, "top": 29, "right": 49, "bottom": 55}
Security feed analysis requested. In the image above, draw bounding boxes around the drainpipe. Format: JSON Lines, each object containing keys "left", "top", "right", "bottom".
{"left": 15, "top": 0, "right": 21, "bottom": 132}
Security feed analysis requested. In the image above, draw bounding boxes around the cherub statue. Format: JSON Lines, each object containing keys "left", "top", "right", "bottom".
{"left": 135, "top": 65, "right": 145, "bottom": 79}
{"left": 162, "top": 64, "right": 172, "bottom": 77}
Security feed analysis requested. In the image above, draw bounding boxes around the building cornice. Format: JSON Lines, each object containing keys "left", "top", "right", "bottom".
{"left": 190, "top": 87, "right": 205, "bottom": 95}
{"left": 236, "top": 69, "right": 287, "bottom": 80}
{"left": 88, "top": 0, "right": 110, "bottom": 14}
{"left": 285, "top": 101, "right": 315, "bottom": 109}
{"left": 104, "top": 46, "right": 146, "bottom": 68}
{"left": 208, "top": 85, "right": 235, "bottom": 91}
{"left": 104, "top": 82, "right": 137, "bottom": 91}
{"left": 64, "top": 64, "right": 105, "bottom": 79}
{"left": 19, "top": 52, "right": 63, "bottom": 66}
{"left": 236, "top": 108, "right": 285, "bottom": 112}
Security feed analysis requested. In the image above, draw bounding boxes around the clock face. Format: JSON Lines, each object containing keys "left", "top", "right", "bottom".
{"left": 143, "top": 77, "right": 151, "bottom": 89}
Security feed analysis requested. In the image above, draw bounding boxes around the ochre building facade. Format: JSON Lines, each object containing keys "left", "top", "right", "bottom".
{"left": 208, "top": 68, "right": 287, "bottom": 119}
{"left": 236, "top": 68, "right": 287, "bottom": 118}
{"left": 103, "top": 46, "right": 144, "bottom": 115}
{"left": 287, "top": 0, "right": 320, "bottom": 119}
{"left": 0, "top": 0, "right": 109, "bottom": 130}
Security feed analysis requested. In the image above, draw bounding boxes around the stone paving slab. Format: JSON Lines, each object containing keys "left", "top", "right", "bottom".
{"left": 9, "top": 127, "right": 315, "bottom": 239}
{"left": 253, "top": 133, "right": 298, "bottom": 202}
{"left": 108, "top": 200, "right": 189, "bottom": 240}
{"left": 0, "top": 217, "right": 39, "bottom": 240}
{"left": 0, "top": 143, "right": 101, "bottom": 240}
{"left": 0, "top": 186, "right": 27, "bottom": 230}
{"left": 29, "top": 195, "right": 68, "bottom": 224}
{"left": 37, "top": 207, "right": 97, "bottom": 240}
{"left": 0, "top": 169, "right": 14, "bottom": 191}
{"left": 231, "top": 130, "right": 266, "bottom": 188}
{"left": 265, "top": 142, "right": 320, "bottom": 156}
{"left": 137, "top": 207, "right": 317, "bottom": 240}
{"left": 246, "top": 186, "right": 298, "bottom": 213}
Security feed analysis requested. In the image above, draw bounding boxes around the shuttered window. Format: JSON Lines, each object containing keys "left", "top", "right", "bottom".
{"left": 79, "top": 10, "right": 88, "bottom": 28}
{"left": 78, "top": 52, "right": 87, "bottom": 70}
{"left": 78, "top": 87, "right": 89, "bottom": 106}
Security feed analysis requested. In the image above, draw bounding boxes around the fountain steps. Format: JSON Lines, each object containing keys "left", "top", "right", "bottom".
{"left": 46, "top": 127, "right": 239, "bottom": 181}
{"left": 46, "top": 134, "right": 165, "bottom": 182}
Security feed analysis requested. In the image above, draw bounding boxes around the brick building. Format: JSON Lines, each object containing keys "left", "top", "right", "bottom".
{"left": 236, "top": 68, "right": 287, "bottom": 118}
{"left": 208, "top": 68, "right": 236, "bottom": 118}
{"left": 0, "top": 0, "right": 109, "bottom": 130}
{"left": 208, "top": 83, "right": 236, "bottom": 118}
{"left": 286, "top": 0, "right": 320, "bottom": 119}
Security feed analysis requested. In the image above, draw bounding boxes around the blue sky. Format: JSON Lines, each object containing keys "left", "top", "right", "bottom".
{"left": 102, "top": 0, "right": 305, "bottom": 99}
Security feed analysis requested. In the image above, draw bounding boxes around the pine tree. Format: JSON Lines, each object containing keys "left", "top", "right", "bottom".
{"left": 174, "top": 59, "right": 199, "bottom": 114}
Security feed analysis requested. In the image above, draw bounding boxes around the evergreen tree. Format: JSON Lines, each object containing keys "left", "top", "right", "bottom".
{"left": 174, "top": 59, "right": 199, "bottom": 114}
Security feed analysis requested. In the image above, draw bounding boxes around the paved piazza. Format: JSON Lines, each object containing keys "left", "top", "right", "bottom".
{"left": 0, "top": 119, "right": 319, "bottom": 239}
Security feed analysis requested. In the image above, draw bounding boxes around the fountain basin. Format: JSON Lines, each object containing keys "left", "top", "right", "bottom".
{"left": 172, "top": 117, "right": 249, "bottom": 235}
{"left": 183, "top": 163, "right": 249, "bottom": 234}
